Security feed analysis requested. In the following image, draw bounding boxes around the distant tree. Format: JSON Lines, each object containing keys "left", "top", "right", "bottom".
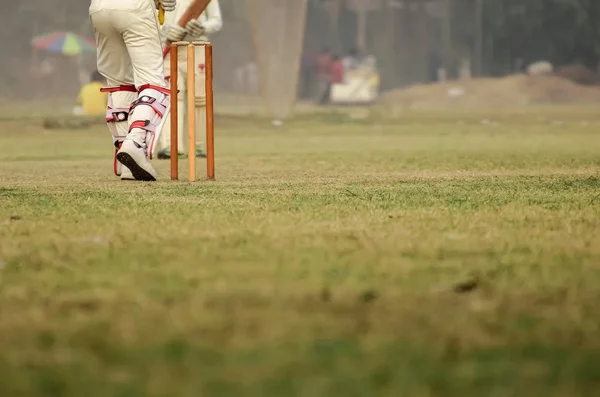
{"left": 449, "top": 0, "right": 600, "bottom": 75}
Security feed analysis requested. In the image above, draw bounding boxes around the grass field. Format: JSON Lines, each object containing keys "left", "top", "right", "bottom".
{"left": 1, "top": 109, "right": 600, "bottom": 396}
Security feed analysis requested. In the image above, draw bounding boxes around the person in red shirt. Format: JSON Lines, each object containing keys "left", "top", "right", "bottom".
{"left": 319, "top": 55, "right": 344, "bottom": 105}
{"left": 330, "top": 55, "right": 345, "bottom": 84}
{"left": 316, "top": 47, "right": 333, "bottom": 79}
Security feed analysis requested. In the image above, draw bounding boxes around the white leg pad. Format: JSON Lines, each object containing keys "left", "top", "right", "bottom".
{"left": 177, "top": 99, "right": 187, "bottom": 153}
{"left": 128, "top": 84, "right": 170, "bottom": 159}
{"left": 195, "top": 96, "right": 207, "bottom": 147}
{"left": 102, "top": 86, "right": 137, "bottom": 176}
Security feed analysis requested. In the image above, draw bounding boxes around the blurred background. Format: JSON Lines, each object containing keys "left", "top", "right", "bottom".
{"left": 2, "top": 0, "right": 600, "bottom": 118}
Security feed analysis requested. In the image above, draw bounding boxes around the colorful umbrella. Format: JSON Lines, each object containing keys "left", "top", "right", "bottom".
{"left": 32, "top": 32, "right": 96, "bottom": 56}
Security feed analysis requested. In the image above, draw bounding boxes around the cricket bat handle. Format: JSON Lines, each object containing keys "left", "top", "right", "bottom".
{"left": 158, "top": 7, "right": 165, "bottom": 25}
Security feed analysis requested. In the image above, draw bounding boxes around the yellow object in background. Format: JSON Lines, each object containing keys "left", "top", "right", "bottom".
{"left": 158, "top": 7, "right": 165, "bottom": 25}
{"left": 77, "top": 82, "right": 107, "bottom": 116}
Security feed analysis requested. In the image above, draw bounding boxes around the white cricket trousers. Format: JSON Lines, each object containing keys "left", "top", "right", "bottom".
{"left": 157, "top": 46, "right": 207, "bottom": 153}
{"left": 90, "top": 0, "right": 166, "bottom": 89}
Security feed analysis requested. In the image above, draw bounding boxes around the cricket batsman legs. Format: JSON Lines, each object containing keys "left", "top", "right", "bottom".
{"left": 101, "top": 85, "right": 137, "bottom": 180}
{"left": 91, "top": 0, "right": 172, "bottom": 181}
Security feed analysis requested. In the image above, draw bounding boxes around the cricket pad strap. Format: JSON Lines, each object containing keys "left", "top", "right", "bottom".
{"left": 101, "top": 85, "right": 137, "bottom": 140}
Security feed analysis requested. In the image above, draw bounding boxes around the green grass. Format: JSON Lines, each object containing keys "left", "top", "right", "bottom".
{"left": 1, "top": 110, "right": 600, "bottom": 396}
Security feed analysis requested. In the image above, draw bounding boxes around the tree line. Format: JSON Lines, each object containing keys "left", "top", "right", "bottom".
{"left": 447, "top": 0, "right": 600, "bottom": 74}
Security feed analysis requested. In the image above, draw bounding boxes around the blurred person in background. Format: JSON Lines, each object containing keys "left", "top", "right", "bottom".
{"left": 76, "top": 70, "right": 107, "bottom": 116}
{"left": 330, "top": 54, "right": 345, "bottom": 85}
{"left": 156, "top": 0, "right": 222, "bottom": 160}
{"left": 319, "top": 54, "right": 344, "bottom": 105}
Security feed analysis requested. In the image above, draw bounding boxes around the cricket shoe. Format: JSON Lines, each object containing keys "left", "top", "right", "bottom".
{"left": 116, "top": 140, "right": 158, "bottom": 181}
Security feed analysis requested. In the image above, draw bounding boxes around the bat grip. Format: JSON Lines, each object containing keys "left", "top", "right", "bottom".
{"left": 158, "top": 7, "right": 165, "bottom": 25}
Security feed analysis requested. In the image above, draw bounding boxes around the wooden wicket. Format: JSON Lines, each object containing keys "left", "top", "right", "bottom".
{"left": 204, "top": 43, "right": 215, "bottom": 181}
{"left": 186, "top": 44, "right": 196, "bottom": 182}
{"left": 169, "top": 45, "right": 178, "bottom": 181}
{"left": 168, "top": 41, "right": 215, "bottom": 182}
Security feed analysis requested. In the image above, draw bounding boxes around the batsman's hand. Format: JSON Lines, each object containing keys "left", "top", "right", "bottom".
{"left": 155, "top": 0, "right": 176, "bottom": 12}
{"left": 186, "top": 19, "right": 206, "bottom": 38}
{"left": 166, "top": 24, "right": 187, "bottom": 43}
